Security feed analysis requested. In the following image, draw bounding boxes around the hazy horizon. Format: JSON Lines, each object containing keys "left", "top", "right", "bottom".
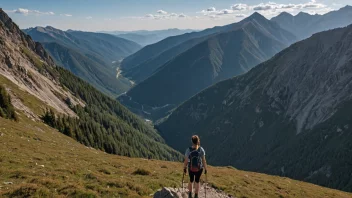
{"left": 2, "top": 0, "right": 351, "bottom": 32}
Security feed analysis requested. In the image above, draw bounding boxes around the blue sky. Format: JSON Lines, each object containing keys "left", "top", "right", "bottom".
{"left": 1, "top": 0, "right": 350, "bottom": 31}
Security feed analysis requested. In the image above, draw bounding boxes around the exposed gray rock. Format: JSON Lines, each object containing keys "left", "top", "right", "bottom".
{"left": 154, "top": 184, "right": 233, "bottom": 198}
{"left": 153, "top": 187, "right": 182, "bottom": 198}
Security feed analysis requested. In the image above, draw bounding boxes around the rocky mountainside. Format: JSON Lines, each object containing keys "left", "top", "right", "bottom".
{"left": 271, "top": 5, "right": 352, "bottom": 40}
{"left": 119, "top": 13, "right": 296, "bottom": 120}
{"left": 23, "top": 26, "right": 141, "bottom": 96}
{"left": 0, "top": 9, "right": 79, "bottom": 117}
{"left": 0, "top": 8, "right": 180, "bottom": 160}
{"left": 157, "top": 25, "right": 352, "bottom": 192}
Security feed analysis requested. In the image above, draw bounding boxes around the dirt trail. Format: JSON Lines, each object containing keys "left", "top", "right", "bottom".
{"left": 154, "top": 183, "right": 234, "bottom": 198}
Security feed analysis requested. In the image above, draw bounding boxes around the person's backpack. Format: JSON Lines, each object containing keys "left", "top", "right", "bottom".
{"left": 188, "top": 147, "right": 202, "bottom": 172}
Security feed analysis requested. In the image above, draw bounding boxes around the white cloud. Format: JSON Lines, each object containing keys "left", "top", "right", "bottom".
{"left": 207, "top": 7, "right": 216, "bottom": 12}
{"left": 252, "top": 1, "right": 326, "bottom": 11}
{"left": 60, "top": 14, "right": 72, "bottom": 17}
{"left": 15, "top": 8, "right": 29, "bottom": 15}
{"left": 199, "top": 0, "right": 329, "bottom": 19}
{"left": 142, "top": 11, "right": 187, "bottom": 20}
{"left": 145, "top": 14, "right": 154, "bottom": 18}
{"left": 253, "top": 3, "right": 274, "bottom": 11}
{"left": 11, "top": 8, "right": 55, "bottom": 16}
{"left": 218, "top": 9, "right": 233, "bottom": 15}
{"left": 157, "top": 10, "right": 168, "bottom": 15}
{"left": 235, "top": 14, "right": 246, "bottom": 18}
{"left": 231, "top": 4, "right": 248, "bottom": 11}
{"left": 86, "top": 16, "right": 93, "bottom": 19}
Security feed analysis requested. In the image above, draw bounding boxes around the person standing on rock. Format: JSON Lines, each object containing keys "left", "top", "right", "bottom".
{"left": 183, "top": 135, "right": 208, "bottom": 198}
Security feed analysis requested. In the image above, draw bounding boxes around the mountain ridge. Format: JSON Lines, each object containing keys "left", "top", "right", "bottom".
{"left": 271, "top": 5, "right": 352, "bottom": 39}
{"left": 120, "top": 12, "right": 295, "bottom": 84}
{"left": 24, "top": 26, "right": 141, "bottom": 96}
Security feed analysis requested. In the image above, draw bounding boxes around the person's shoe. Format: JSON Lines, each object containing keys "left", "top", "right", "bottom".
{"left": 194, "top": 194, "right": 198, "bottom": 198}
{"left": 188, "top": 192, "right": 192, "bottom": 198}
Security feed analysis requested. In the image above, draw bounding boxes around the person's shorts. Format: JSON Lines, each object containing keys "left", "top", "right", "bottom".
{"left": 189, "top": 169, "right": 203, "bottom": 183}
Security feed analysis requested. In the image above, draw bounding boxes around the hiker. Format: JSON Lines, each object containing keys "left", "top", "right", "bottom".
{"left": 183, "top": 135, "right": 208, "bottom": 198}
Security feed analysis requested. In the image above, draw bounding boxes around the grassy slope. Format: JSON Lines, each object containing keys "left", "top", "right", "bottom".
{"left": 0, "top": 75, "right": 350, "bottom": 198}
{"left": 1, "top": 117, "right": 351, "bottom": 198}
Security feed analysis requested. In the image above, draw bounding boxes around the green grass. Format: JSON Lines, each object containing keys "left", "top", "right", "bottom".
{"left": 0, "top": 116, "right": 351, "bottom": 198}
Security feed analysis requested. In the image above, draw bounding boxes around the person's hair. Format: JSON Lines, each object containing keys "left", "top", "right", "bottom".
{"left": 192, "top": 135, "right": 200, "bottom": 146}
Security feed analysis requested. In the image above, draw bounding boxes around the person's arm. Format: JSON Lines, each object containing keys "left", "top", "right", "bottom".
{"left": 202, "top": 156, "right": 208, "bottom": 172}
{"left": 183, "top": 156, "right": 188, "bottom": 170}
{"left": 183, "top": 148, "right": 189, "bottom": 174}
{"left": 202, "top": 148, "right": 208, "bottom": 174}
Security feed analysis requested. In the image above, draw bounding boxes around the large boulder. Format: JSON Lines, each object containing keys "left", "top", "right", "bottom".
{"left": 153, "top": 187, "right": 185, "bottom": 198}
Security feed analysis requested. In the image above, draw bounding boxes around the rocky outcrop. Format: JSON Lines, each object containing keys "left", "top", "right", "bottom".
{"left": 0, "top": 8, "right": 81, "bottom": 116}
{"left": 0, "top": 9, "right": 54, "bottom": 66}
{"left": 153, "top": 185, "right": 233, "bottom": 198}
{"left": 154, "top": 187, "right": 182, "bottom": 198}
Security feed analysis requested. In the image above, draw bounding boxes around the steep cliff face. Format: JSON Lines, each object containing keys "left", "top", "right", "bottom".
{"left": 158, "top": 25, "right": 352, "bottom": 191}
{"left": 0, "top": 9, "right": 80, "bottom": 117}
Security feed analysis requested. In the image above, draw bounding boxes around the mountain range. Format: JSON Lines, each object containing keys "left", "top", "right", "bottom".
{"left": 118, "top": 7, "right": 352, "bottom": 121}
{"left": 100, "top": 28, "right": 196, "bottom": 46}
{"left": 23, "top": 26, "right": 141, "bottom": 96}
{"left": 271, "top": 5, "right": 352, "bottom": 40}
{"left": 119, "top": 12, "right": 296, "bottom": 120}
{"left": 157, "top": 24, "right": 352, "bottom": 192}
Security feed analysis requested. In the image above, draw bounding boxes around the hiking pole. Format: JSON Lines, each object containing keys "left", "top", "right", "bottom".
{"left": 204, "top": 171, "right": 207, "bottom": 198}
{"left": 182, "top": 172, "right": 185, "bottom": 194}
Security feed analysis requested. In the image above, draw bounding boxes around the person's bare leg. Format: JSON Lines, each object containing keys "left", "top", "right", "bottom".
{"left": 195, "top": 182, "right": 200, "bottom": 195}
{"left": 188, "top": 182, "right": 192, "bottom": 193}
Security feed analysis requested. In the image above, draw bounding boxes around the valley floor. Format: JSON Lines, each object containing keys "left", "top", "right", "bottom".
{"left": 0, "top": 116, "right": 351, "bottom": 198}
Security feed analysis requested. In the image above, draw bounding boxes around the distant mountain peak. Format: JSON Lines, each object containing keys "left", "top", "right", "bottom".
{"left": 277, "top": 11, "right": 293, "bottom": 17}
{"left": 340, "top": 5, "right": 352, "bottom": 10}
{"left": 243, "top": 12, "right": 268, "bottom": 24}
{"left": 248, "top": 12, "right": 266, "bottom": 19}
{"left": 296, "top": 11, "right": 311, "bottom": 17}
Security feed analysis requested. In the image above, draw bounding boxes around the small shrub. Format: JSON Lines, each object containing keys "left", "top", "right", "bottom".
{"left": 99, "top": 168, "right": 111, "bottom": 175}
{"left": 0, "top": 85, "right": 18, "bottom": 121}
{"left": 106, "top": 181, "right": 124, "bottom": 188}
{"left": 5, "top": 184, "right": 51, "bottom": 197}
{"left": 69, "top": 190, "right": 97, "bottom": 198}
{"left": 132, "top": 168, "right": 150, "bottom": 176}
{"left": 84, "top": 173, "right": 98, "bottom": 180}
